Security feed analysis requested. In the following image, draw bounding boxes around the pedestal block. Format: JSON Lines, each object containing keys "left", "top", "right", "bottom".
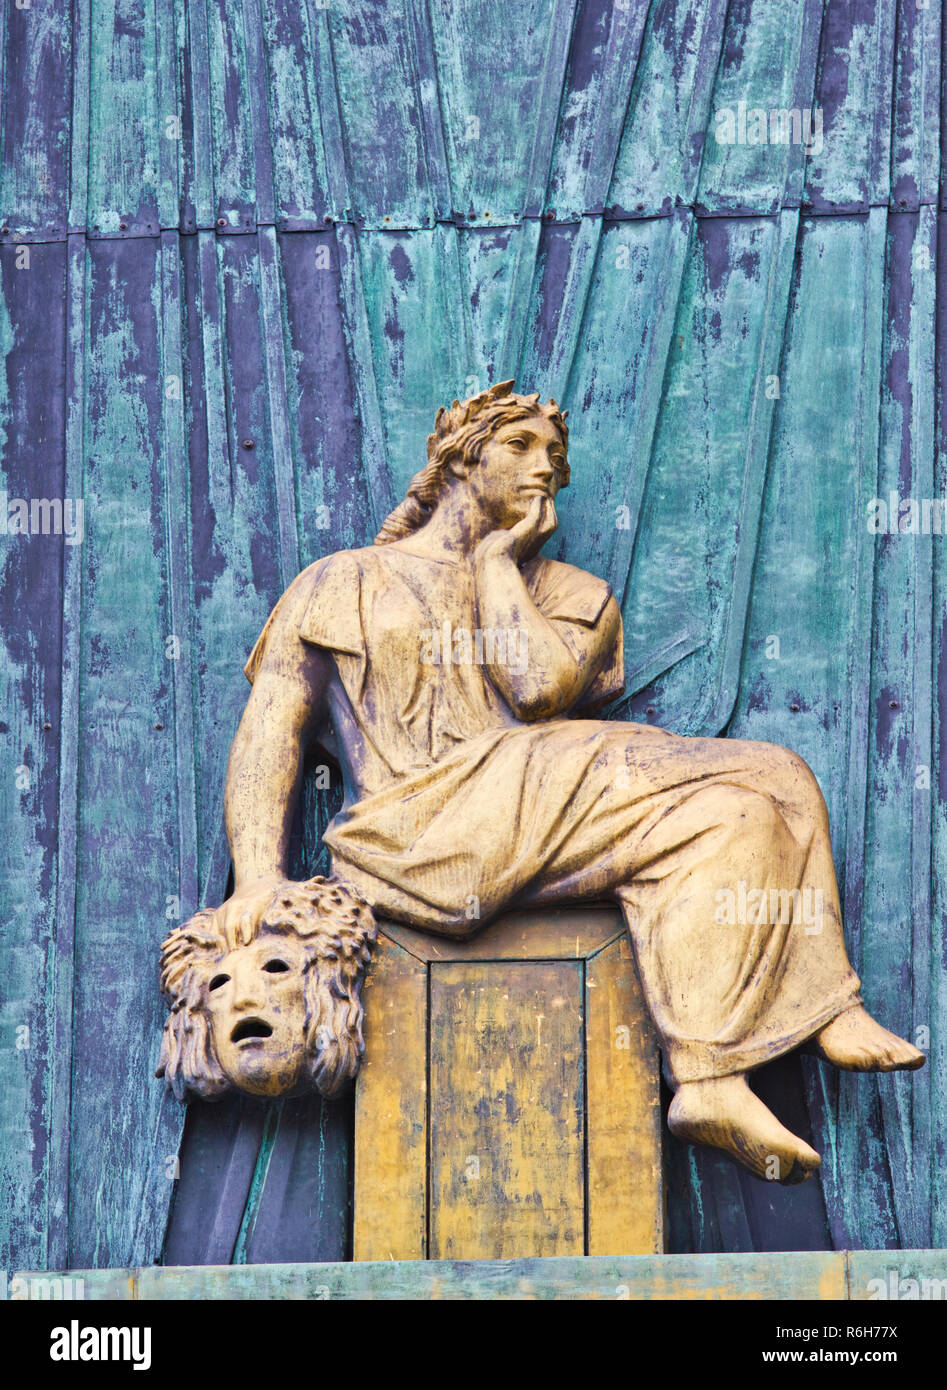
{"left": 353, "top": 903, "right": 664, "bottom": 1261}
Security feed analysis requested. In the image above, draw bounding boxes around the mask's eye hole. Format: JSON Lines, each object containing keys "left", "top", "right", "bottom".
{"left": 208, "top": 974, "right": 230, "bottom": 992}
{"left": 263, "top": 959, "right": 290, "bottom": 974}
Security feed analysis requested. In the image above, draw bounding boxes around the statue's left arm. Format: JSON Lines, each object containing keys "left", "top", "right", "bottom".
{"left": 474, "top": 498, "right": 621, "bottom": 720}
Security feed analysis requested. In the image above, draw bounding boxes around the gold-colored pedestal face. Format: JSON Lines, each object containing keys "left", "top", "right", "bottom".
{"left": 353, "top": 905, "right": 664, "bottom": 1262}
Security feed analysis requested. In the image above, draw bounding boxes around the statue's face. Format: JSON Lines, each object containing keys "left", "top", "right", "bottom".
{"left": 204, "top": 932, "right": 309, "bottom": 1097}
{"left": 470, "top": 414, "right": 567, "bottom": 528}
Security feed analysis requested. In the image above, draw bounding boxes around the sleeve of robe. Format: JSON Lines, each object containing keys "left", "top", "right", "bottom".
{"left": 523, "top": 556, "right": 625, "bottom": 714}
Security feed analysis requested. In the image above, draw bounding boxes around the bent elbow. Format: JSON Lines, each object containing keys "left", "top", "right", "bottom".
{"left": 500, "top": 658, "right": 584, "bottom": 722}
{"left": 506, "top": 687, "right": 559, "bottom": 722}
{"left": 512, "top": 699, "right": 547, "bottom": 723}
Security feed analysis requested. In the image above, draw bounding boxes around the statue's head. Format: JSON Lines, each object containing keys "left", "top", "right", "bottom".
{"left": 375, "top": 379, "right": 569, "bottom": 544}
{"left": 156, "top": 877, "right": 377, "bottom": 1101}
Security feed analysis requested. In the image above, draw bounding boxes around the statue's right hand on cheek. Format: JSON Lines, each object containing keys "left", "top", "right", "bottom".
{"left": 475, "top": 495, "right": 558, "bottom": 569}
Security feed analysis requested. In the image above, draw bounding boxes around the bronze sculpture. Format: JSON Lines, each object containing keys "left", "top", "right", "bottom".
{"left": 159, "top": 380, "right": 923, "bottom": 1186}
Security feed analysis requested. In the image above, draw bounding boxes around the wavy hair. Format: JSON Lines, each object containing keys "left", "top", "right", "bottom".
{"left": 374, "top": 379, "right": 569, "bottom": 545}
{"left": 156, "top": 876, "right": 377, "bottom": 1102}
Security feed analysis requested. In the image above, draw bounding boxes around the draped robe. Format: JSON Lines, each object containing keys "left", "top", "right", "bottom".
{"left": 246, "top": 544, "right": 862, "bottom": 1085}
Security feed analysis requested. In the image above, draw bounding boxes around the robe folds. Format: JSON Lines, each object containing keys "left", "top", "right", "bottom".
{"left": 246, "top": 545, "right": 861, "bottom": 1085}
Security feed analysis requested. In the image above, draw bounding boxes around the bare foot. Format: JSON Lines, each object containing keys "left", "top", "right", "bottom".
{"left": 812, "top": 1006, "right": 925, "bottom": 1071}
{"left": 668, "top": 1075, "right": 821, "bottom": 1185}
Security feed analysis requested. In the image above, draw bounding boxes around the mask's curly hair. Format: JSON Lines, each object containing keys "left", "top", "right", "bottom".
{"left": 374, "top": 379, "right": 569, "bottom": 545}
{"left": 156, "top": 877, "right": 377, "bottom": 1102}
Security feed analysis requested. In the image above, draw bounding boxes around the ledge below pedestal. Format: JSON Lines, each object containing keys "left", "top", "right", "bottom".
{"left": 10, "top": 1250, "right": 947, "bottom": 1300}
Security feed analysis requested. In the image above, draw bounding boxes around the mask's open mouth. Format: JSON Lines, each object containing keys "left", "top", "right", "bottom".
{"left": 231, "top": 1018, "right": 273, "bottom": 1045}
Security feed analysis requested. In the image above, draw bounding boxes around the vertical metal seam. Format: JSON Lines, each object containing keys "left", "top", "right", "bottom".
{"left": 414, "top": 0, "right": 453, "bottom": 221}
{"left": 308, "top": 0, "right": 351, "bottom": 221}
{"left": 577, "top": 1, "right": 651, "bottom": 216}
{"left": 334, "top": 224, "right": 394, "bottom": 533}
{"left": 611, "top": 207, "right": 695, "bottom": 609}
{"left": 46, "top": 231, "right": 87, "bottom": 1271}
{"left": 665, "top": 0, "right": 732, "bottom": 211}
{"left": 521, "top": 0, "right": 578, "bottom": 218}
{"left": 258, "top": 224, "right": 300, "bottom": 584}
{"left": 502, "top": 217, "right": 543, "bottom": 381}
{"left": 130, "top": 229, "right": 200, "bottom": 1261}
{"left": 705, "top": 206, "right": 801, "bottom": 736}
{"left": 310, "top": 6, "right": 392, "bottom": 534}
{"left": 67, "top": 0, "right": 91, "bottom": 233}
{"left": 231, "top": 1101, "right": 283, "bottom": 1263}
{"left": 194, "top": 228, "right": 237, "bottom": 907}
{"left": 188, "top": 0, "right": 216, "bottom": 227}
{"left": 836, "top": 204, "right": 889, "bottom": 1250}
{"left": 241, "top": 0, "right": 277, "bottom": 228}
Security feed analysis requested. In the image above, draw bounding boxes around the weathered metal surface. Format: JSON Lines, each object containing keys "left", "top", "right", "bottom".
{"left": 0, "top": 0, "right": 943, "bottom": 1270}
{"left": 353, "top": 910, "right": 662, "bottom": 1262}
{"left": 429, "top": 960, "right": 586, "bottom": 1260}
